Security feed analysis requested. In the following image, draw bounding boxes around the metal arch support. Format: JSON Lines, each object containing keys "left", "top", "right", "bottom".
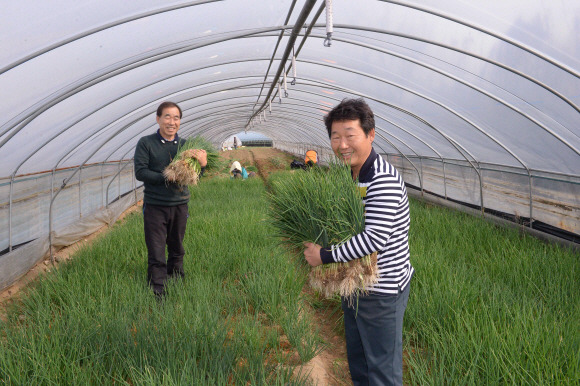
{"left": 199, "top": 113, "right": 329, "bottom": 146}
{"left": 279, "top": 78, "right": 482, "bottom": 163}
{"left": 373, "top": 115, "right": 448, "bottom": 198}
{"left": 0, "top": 25, "right": 303, "bottom": 149}
{"left": 173, "top": 92, "right": 343, "bottom": 143}
{"left": 329, "top": 26, "right": 579, "bottom": 116}
{"left": 294, "top": 55, "right": 534, "bottom": 211}
{"left": 191, "top": 99, "right": 329, "bottom": 132}
{"left": 5, "top": 60, "right": 273, "bottom": 176}
{"left": 21, "top": 77, "right": 276, "bottom": 179}
{"left": 372, "top": 131, "right": 424, "bottom": 195}
{"left": 289, "top": 79, "right": 488, "bottom": 213}
{"left": 373, "top": 121, "right": 444, "bottom": 196}
{"left": 247, "top": 0, "right": 318, "bottom": 125}
{"left": 95, "top": 82, "right": 337, "bottom": 167}
{"left": 377, "top": 0, "right": 579, "bottom": 78}
{"left": 199, "top": 105, "right": 329, "bottom": 142}
{"left": 0, "top": 0, "right": 225, "bottom": 76}
{"left": 280, "top": 74, "right": 536, "bottom": 215}
{"left": 147, "top": 90, "right": 336, "bottom": 146}
{"left": 11, "top": 70, "right": 347, "bottom": 176}
{"left": 206, "top": 123, "right": 315, "bottom": 147}
{"left": 300, "top": 33, "right": 579, "bottom": 158}
{"left": 253, "top": 0, "right": 300, "bottom": 112}
{"left": 105, "top": 158, "right": 134, "bottom": 208}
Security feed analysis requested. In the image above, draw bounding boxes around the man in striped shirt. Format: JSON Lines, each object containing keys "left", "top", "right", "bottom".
{"left": 304, "top": 98, "right": 413, "bottom": 385}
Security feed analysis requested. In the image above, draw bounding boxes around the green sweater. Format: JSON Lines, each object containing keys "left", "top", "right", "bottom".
{"left": 134, "top": 131, "right": 189, "bottom": 206}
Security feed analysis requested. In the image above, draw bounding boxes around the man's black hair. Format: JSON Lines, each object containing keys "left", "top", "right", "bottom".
{"left": 156, "top": 101, "right": 182, "bottom": 118}
{"left": 324, "top": 98, "right": 375, "bottom": 138}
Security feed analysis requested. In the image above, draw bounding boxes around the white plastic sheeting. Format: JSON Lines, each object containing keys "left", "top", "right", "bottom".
{"left": 1, "top": 0, "right": 579, "bottom": 289}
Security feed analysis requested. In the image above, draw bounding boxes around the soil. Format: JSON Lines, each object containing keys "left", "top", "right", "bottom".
{"left": 0, "top": 147, "right": 351, "bottom": 385}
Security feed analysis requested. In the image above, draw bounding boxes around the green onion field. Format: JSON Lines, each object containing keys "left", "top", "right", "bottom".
{"left": 0, "top": 159, "right": 578, "bottom": 384}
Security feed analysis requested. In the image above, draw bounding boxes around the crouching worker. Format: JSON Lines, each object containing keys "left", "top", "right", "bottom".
{"left": 229, "top": 161, "right": 249, "bottom": 179}
{"left": 304, "top": 149, "right": 318, "bottom": 167}
{"left": 303, "top": 98, "right": 413, "bottom": 385}
{"left": 134, "top": 101, "right": 207, "bottom": 299}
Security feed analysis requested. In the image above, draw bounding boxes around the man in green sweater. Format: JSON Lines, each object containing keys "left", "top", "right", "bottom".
{"left": 134, "top": 101, "right": 207, "bottom": 298}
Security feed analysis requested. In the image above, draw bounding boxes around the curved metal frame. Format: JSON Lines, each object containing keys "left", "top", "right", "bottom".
{"left": 4, "top": 2, "right": 579, "bottom": 255}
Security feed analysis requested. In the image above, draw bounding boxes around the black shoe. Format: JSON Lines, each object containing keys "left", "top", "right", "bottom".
{"left": 154, "top": 289, "right": 165, "bottom": 302}
{"left": 168, "top": 272, "right": 185, "bottom": 280}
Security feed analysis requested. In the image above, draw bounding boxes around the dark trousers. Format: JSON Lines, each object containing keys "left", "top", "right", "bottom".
{"left": 143, "top": 203, "right": 188, "bottom": 295}
{"left": 342, "top": 283, "right": 411, "bottom": 386}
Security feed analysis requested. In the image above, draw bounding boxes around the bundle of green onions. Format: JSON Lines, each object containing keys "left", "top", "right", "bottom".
{"left": 163, "top": 149, "right": 201, "bottom": 186}
{"left": 182, "top": 136, "right": 220, "bottom": 170}
{"left": 267, "top": 164, "right": 378, "bottom": 299}
{"left": 163, "top": 136, "right": 218, "bottom": 186}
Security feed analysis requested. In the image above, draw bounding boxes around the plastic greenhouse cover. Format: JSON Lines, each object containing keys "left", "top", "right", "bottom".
{"left": 0, "top": 0, "right": 578, "bottom": 178}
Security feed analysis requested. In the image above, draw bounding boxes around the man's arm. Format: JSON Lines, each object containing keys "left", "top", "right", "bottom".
{"left": 317, "top": 173, "right": 404, "bottom": 265}
{"left": 134, "top": 138, "right": 165, "bottom": 185}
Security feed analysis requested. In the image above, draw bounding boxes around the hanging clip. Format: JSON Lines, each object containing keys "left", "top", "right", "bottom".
{"left": 323, "top": 32, "right": 332, "bottom": 47}
{"left": 324, "top": 0, "right": 333, "bottom": 47}
{"left": 291, "top": 47, "right": 297, "bottom": 85}
{"left": 278, "top": 83, "right": 282, "bottom": 103}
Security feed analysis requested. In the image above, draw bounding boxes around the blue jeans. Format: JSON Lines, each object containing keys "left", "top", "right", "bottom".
{"left": 342, "top": 283, "right": 411, "bottom": 386}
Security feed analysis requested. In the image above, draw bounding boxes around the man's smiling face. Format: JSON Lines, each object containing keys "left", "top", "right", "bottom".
{"left": 330, "top": 119, "right": 375, "bottom": 177}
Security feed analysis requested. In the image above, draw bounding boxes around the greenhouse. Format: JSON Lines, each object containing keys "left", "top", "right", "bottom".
{"left": 1, "top": 0, "right": 578, "bottom": 384}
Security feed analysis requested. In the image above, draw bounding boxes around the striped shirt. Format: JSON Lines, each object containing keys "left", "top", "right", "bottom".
{"left": 320, "top": 148, "right": 413, "bottom": 295}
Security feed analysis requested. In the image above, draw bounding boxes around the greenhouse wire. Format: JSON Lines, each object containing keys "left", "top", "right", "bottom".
{"left": 276, "top": 76, "right": 487, "bottom": 179}
{"left": 161, "top": 80, "right": 331, "bottom": 138}
{"left": 291, "top": 78, "right": 488, "bottom": 211}
{"left": 316, "top": 29, "right": 579, "bottom": 156}
{"left": 0, "top": 25, "right": 295, "bottom": 150}
{"left": 253, "top": 0, "right": 298, "bottom": 106}
{"left": 333, "top": 26, "right": 579, "bottom": 116}
{"left": 117, "top": 159, "right": 121, "bottom": 203}
{"left": 300, "top": 69, "right": 536, "bottom": 188}
{"left": 105, "top": 160, "right": 133, "bottom": 208}
{"left": 79, "top": 167, "right": 83, "bottom": 218}
{"left": 246, "top": 0, "right": 317, "bottom": 126}
{"left": 295, "top": 54, "right": 538, "bottom": 186}
{"left": 0, "top": 0, "right": 223, "bottom": 77}
{"left": 48, "top": 160, "right": 135, "bottom": 261}
{"left": 372, "top": 130, "right": 424, "bottom": 195}
{"left": 378, "top": 0, "right": 579, "bottom": 78}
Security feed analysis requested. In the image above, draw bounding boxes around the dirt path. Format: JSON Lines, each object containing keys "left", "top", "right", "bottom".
{"left": 0, "top": 147, "right": 352, "bottom": 385}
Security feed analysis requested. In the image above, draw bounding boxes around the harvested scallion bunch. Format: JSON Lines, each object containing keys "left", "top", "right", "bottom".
{"left": 181, "top": 136, "right": 220, "bottom": 170}
{"left": 163, "top": 149, "right": 201, "bottom": 186}
{"left": 267, "top": 164, "right": 378, "bottom": 299}
{"left": 163, "top": 136, "right": 219, "bottom": 186}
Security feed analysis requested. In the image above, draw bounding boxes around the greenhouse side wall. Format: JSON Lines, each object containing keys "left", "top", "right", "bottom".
{"left": 0, "top": 161, "right": 143, "bottom": 291}
{"left": 387, "top": 155, "right": 580, "bottom": 240}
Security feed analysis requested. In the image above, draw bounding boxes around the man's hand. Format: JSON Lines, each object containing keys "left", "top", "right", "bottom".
{"left": 192, "top": 149, "right": 207, "bottom": 167}
{"left": 303, "top": 242, "right": 323, "bottom": 267}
